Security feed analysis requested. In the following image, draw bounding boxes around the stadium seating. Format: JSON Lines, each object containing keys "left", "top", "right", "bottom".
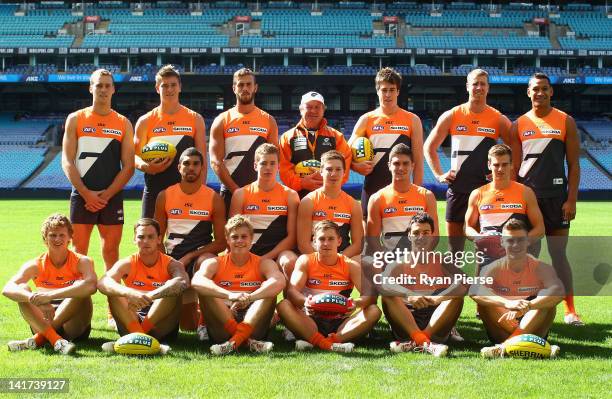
{"left": 579, "top": 157, "right": 612, "bottom": 191}
{"left": 587, "top": 149, "right": 612, "bottom": 175}
{"left": 0, "top": 115, "right": 50, "bottom": 145}
{"left": 0, "top": 146, "right": 46, "bottom": 188}
{"left": 559, "top": 37, "right": 612, "bottom": 50}
{"left": 580, "top": 120, "right": 612, "bottom": 142}
{"left": 24, "top": 152, "right": 69, "bottom": 189}
{"left": 404, "top": 35, "right": 552, "bottom": 49}
{"left": 240, "top": 35, "right": 395, "bottom": 48}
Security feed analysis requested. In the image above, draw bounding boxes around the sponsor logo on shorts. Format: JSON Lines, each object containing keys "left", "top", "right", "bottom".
{"left": 169, "top": 208, "right": 182, "bottom": 215}
{"left": 267, "top": 205, "right": 287, "bottom": 212}
{"left": 249, "top": 126, "right": 268, "bottom": 133}
{"left": 477, "top": 127, "right": 496, "bottom": 134}
{"left": 390, "top": 125, "right": 409, "bottom": 131}
{"left": 102, "top": 128, "right": 122, "bottom": 136}
{"left": 540, "top": 129, "right": 561, "bottom": 136}
{"left": 522, "top": 130, "right": 536, "bottom": 137}
{"left": 501, "top": 203, "right": 523, "bottom": 210}
{"left": 240, "top": 281, "right": 262, "bottom": 288}
{"left": 307, "top": 278, "right": 321, "bottom": 285}
{"left": 403, "top": 206, "right": 425, "bottom": 213}
{"left": 219, "top": 281, "right": 231, "bottom": 287}
{"left": 553, "top": 178, "right": 563, "bottom": 185}
{"left": 314, "top": 211, "right": 327, "bottom": 218}
{"left": 329, "top": 280, "right": 350, "bottom": 287}
{"left": 246, "top": 204, "right": 260, "bottom": 211}
{"left": 456, "top": 125, "right": 468, "bottom": 132}
{"left": 173, "top": 126, "right": 193, "bottom": 133}
{"left": 226, "top": 127, "right": 239, "bottom": 134}
{"left": 372, "top": 125, "right": 384, "bottom": 131}
{"left": 189, "top": 209, "right": 210, "bottom": 217}
{"left": 153, "top": 127, "right": 167, "bottom": 133}
{"left": 333, "top": 212, "right": 351, "bottom": 220}
{"left": 480, "top": 204, "right": 494, "bottom": 211}
{"left": 82, "top": 126, "right": 96, "bottom": 133}
{"left": 384, "top": 207, "right": 397, "bottom": 214}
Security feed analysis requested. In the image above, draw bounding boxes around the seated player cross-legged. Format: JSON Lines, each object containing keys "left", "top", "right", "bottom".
{"left": 3, "top": 214, "right": 97, "bottom": 355}
{"left": 277, "top": 220, "right": 381, "bottom": 353}
{"left": 470, "top": 219, "right": 564, "bottom": 358}
{"left": 380, "top": 213, "right": 466, "bottom": 357}
{"left": 97, "top": 218, "right": 189, "bottom": 353}
{"left": 191, "top": 215, "right": 285, "bottom": 355}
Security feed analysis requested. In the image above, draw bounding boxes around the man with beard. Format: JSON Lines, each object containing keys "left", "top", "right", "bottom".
{"left": 209, "top": 68, "right": 279, "bottom": 213}
{"left": 155, "top": 147, "right": 226, "bottom": 335}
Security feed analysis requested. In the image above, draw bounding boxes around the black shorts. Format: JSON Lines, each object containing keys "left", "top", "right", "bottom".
{"left": 385, "top": 303, "right": 439, "bottom": 340}
{"left": 445, "top": 188, "right": 470, "bottom": 223}
{"left": 537, "top": 196, "right": 570, "bottom": 232}
{"left": 30, "top": 299, "right": 92, "bottom": 341}
{"left": 116, "top": 304, "right": 179, "bottom": 343}
{"left": 70, "top": 192, "right": 124, "bottom": 225}
{"left": 312, "top": 315, "right": 347, "bottom": 337}
{"left": 141, "top": 186, "right": 162, "bottom": 219}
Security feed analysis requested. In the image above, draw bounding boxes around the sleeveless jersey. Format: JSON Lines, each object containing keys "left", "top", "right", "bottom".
{"left": 213, "top": 253, "right": 264, "bottom": 293}
{"left": 74, "top": 107, "right": 127, "bottom": 191}
{"left": 449, "top": 104, "right": 503, "bottom": 193}
{"left": 373, "top": 183, "right": 429, "bottom": 248}
{"left": 475, "top": 181, "right": 530, "bottom": 234}
{"left": 164, "top": 183, "right": 215, "bottom": 260}
{"left": 308, "top": 189, "right": 355, "bottom": 252}
{"left": 143, "top": 105, "right": 198, "bottom": 192}
{"left": 363, "top": 108, "right": 416, "bottom": 194}
{"left": 241, "top": 182, "right": 290, "bottom": 256}
{"left": 516, "top": 108, "right": 568, "bottom": 198}
{"left": 219, "top": 106, "right": 272, "bottom": 192}
{"left": 489, "top": 255, "right": 544, "bottom": 299}
{"left": 123, "top": 252, "right": 173, "bottom": 292}
{"left": 303, "top": 252, "right": 354, "bottom": 297}
{"left": 390, "top": 261, "right": 449, "bottom": 299}
{"left": 34, "top": 250, "right": 83, "bottom": 289}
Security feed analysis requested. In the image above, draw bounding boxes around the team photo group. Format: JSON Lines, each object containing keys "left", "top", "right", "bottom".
{"left": 4, "top": 64, "right": 582, "bottom": 360}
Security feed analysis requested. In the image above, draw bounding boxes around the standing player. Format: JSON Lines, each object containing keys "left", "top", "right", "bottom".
{"left": 62, "top": 69, "right": 134, "bottom": 326}
{"left": 279, "top": 91, "right": 352, "bottom": 198}
{"left": 209, "top": 68, "right": 278, "bottom": 212}
{"left": 277, "top": 220, "right": 381, "bottom": 352}
{"left": 424, "top": 69, "right": 511, "bottom": 253}
{"left": 470, "top": 219, "right": 563, "bottom": 358}
{"left": 465, "top": 144, "right": 544, "bottom": 272}
{"left": 511, "top": 73, "right": 583, "bottom": 326}
{"left": 154, "top": 147, "right": 226, "bottom": 334}
{"left": 98, "top": 218, "right": 189, "bottom": 348}
{"left": 134, "top": 65, "right": 206, "bottom": 218}
{"left": 3, "top": 214, "right": 97, "bottom": 355}
{"left": 229, "top": 143, "right": 300, "bottom": 278}
{"left": 367, "top": 143, "right": 438, "bottom": 250}
{"left": 191, "top": 215, "right": 285, "bottom": 355}
{"left": 380, "top": 213, "right": 466, "bottom": 357}
{"left": 297, "top": 150, "right": 363, "bottom": 261}
{"left": 349, "top": 67, "right": 424, "bottom": 217}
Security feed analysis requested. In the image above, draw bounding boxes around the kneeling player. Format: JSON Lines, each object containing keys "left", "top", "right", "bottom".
{"left": 277, "top": 220, "right": 381, "bottom": 353}
{"left": 192, "top": 215, "right": 285, "bottom": 355}
{"left": 3, "top": 214, "right": 97, "bottom": 355}
{"left": 98, "top": 218, "right": 189, "bottom": 349}
{"left": 380, "top": 213, "right": 466, "bottom": 357}
{"left": 470, "top": 219, "right": 563, "bottom": 358}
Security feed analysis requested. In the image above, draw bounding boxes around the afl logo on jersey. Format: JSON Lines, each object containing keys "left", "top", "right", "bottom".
{"left": 307, "top": 278, "right": 321, "bottom": 285}
{"left": 384, "top": 207, "right": 397, "bottom": 214}
{"left": 480, "top": 204, "right": 494, "bottom": 211}
{"left": 82, "top": 126, "right": 96, "bottom": 133}
{"left": 314, "top": 211, "right": 327, "bottom": 218}
{"left": 249, "top": 126, "right": 268, "bottom": 133}
{"left": 501, "top": 203, "right": 523, "bottom": 210}
{"left": 456, "top": 125, "right": 468, "bottom": 132}
{"left": 372, "top": 125, "right": 384, "bottom": 131}
{"left": 169, "top": 208, "right": 182, "bottom": 215}
{"left": 153, "top": 127, "right": 167, "bottom": 133}
{"left": 246, "top": 204, "right": 260, "bottom": 211}
{"left": 219, "top": 281, "right": 231, "bottom": 287}
{"left": 133, "top": 280, "right": 145, "bottom": 287}
{"left": 226, "top": 127, "right": 239, "bottom": 134}
{"left": 477, "top": 127, "right": 496, "bottom": 134}
{"left": 522, "top": 130, "right": 536, "bottom": 137}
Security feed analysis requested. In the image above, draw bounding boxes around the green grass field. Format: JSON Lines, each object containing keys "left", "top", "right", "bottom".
{"left": 0, "top": 199, "right": 610, "bottom": 398}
